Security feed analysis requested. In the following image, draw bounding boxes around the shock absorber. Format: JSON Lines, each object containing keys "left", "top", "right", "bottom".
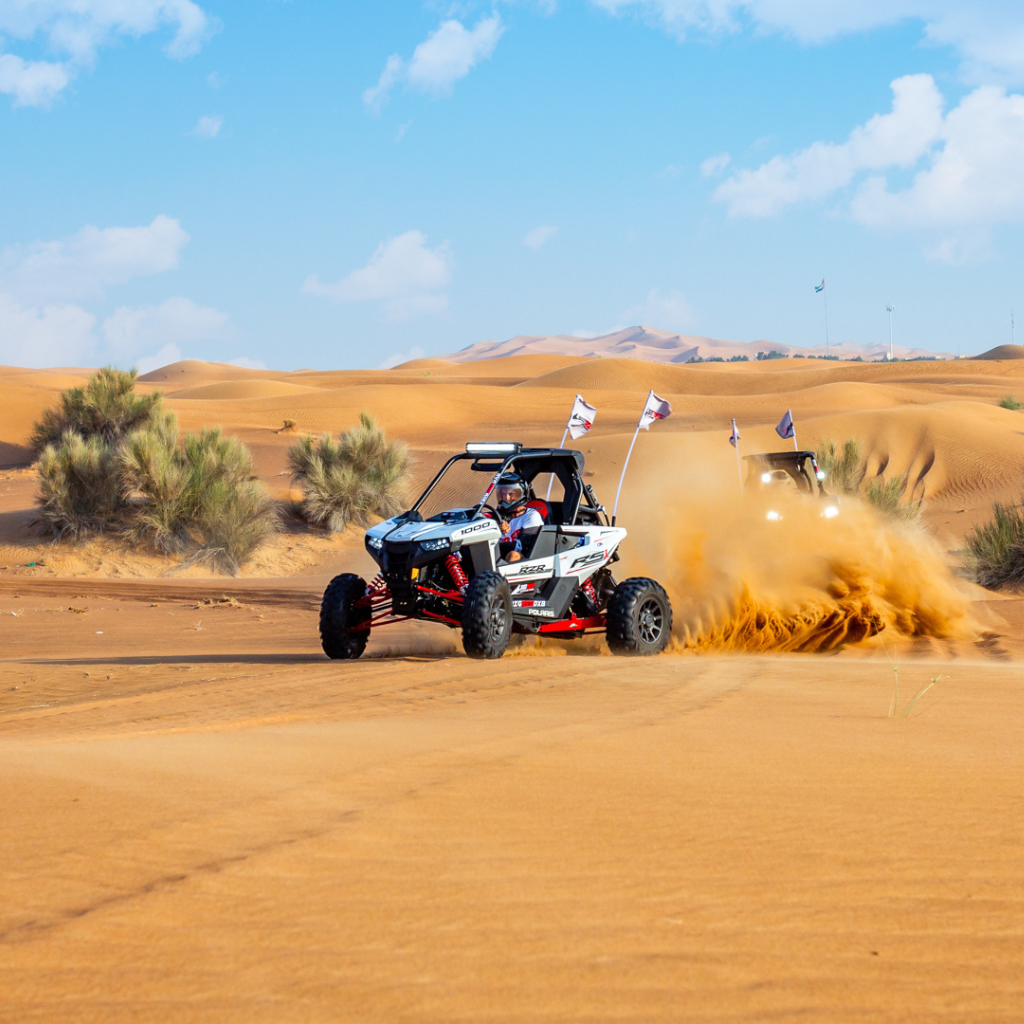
{"left": 446, "top": 553, "right": 469, "bottom": 594}
{"left": 581, "top": 577, "right": 597, "bottom": 608}
{"left": 368, "top": 574, "right": 388, "bottom": 597}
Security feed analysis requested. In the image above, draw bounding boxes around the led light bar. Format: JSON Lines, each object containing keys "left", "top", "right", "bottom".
{"left": 465, "top": 442, "right": 521, "bottom": 455}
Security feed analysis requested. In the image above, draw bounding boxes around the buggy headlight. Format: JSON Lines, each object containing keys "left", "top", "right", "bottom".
{"left": 761, "top": 472, "right": 773, "bottom": 484}
{"left": 420, "top": 537, "right": 450, "bottom": 552}
{"left": 816, "top": 470, "right": 827, "bottom": 480}
{"left": 766, "top": 510, "right": 781, "bottom": 521}
{"left": 367, "top": 536, "right": 384, "bottom": 550}
{"left": 822, "top": 505, "right": 839, "bottom": 518}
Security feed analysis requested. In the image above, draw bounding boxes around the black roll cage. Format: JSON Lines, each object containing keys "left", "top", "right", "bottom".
{"left": 410, "top": 448, "right": 607, "bottom": 526}
{"left": 743, "top": 451, "right": 828, "bottom": 498}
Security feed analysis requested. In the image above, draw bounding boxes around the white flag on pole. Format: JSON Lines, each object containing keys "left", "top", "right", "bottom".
{"left": 567, "top": 394, "right": 597, "bottom": 440}
{"left": 638, "top": 390, "right": 672, "bottom": 430}
{"left": 776, "top": 409, "right": 795, "bottom": 440}
{"left": 728, "top": 418, "right": 741, "bottom": 448}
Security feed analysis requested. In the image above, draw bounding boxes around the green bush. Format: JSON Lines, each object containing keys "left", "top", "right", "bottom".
{"left": 121, "top": 425, "right": 279, "bottom": 574}
{"left": 289, "top": 413, "right": 410, "bottom": 532}
{"left": 36, "top": 431, "right": 126, "bottom": 539}
{"left": 965, "top": 500, "right": 1024, "bottom": 588}
{"left": 815, "top": 438, "right": 863, "bottom": 495}
{"left": 30, "top": 366, "right": 168, "bottom": 453}
{"left": 32, "top": 369, "right": 277, "bottom": 573}
{"left": 866, "top": 475, "right": 920, "bottom": 522}
{"left": 999, "top": 395, "right": 1022, "bottom": 411}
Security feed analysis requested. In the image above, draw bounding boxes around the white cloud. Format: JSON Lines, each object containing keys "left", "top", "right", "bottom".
{"left": 586, "top": 1, "right": 1024, "bottom": 82}
{"left": 624, "top": 288, "right": 696, "bottom": 331}
{"left": 0, "top": 53, "right": 71, "bottom": 107}
{"left": 0, "top": 215, "right": 189, "bottom": 302}
{"left": 192, "top": 114, "right": 223, "bottom": 138}
{"left": 379, "top": 346, "right": 426, "bottom": 369}
{"left": 716, "top": 75, "right": 1024, "bottom": 247}
{"left": 136, "top": 343, "right": 182, "bottom": 375}
{"left": 102, "top": 297, "right": 231, "bottom": 355}
{"left": 0, "top": 292, "right": 96, "bottom": 368}
{"left": 850, "top": 85, "right": 1024, "bottom": 228}
{"left": 715, "top": 74, "right": 944, "bottom": 217}
{"left": 362, "top": 15, "right": 504, "bottom": 112}
{"left": 303, "top": 230, "right": 453, "bottom": 321}
{"left": 523, "top": 225, "right": 558, "bottom": 249}
{"left": 700, "top": 152, "right": 730, "bottom": 177}
{"left": 0, "top": 0, "right": 216, "bottom": 107}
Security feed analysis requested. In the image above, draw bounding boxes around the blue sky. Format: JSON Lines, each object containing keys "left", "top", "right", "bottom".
{"left": 2, "top": 1, "right": 1024, "bottom": 370}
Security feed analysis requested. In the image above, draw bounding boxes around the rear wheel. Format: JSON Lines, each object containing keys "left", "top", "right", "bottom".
{"left": 461, "top": 571, "right": 512, "bottom": 659}
{"left": 320, "top": 573, "right": 371, "bottom": 660}
{"left": 606, "top": 577, "right": 672, "bottom": 656}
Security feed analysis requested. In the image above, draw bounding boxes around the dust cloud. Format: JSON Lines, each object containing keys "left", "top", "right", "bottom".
{"left": 622, "top": 459, "right": 975, "bottom": 654}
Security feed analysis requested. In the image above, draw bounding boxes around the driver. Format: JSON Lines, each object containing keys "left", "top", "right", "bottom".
{"left": 495, "top": 472, "right": 543, "bottom": 563}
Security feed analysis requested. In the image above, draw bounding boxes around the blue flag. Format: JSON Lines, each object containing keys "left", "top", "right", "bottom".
{"left": 815, "top": 279, "right": 825, "bottom": 293}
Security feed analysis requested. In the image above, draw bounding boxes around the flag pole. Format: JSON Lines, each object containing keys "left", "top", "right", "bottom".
{"left": 789, "top": 409, "right": 799, "bottom": 452}
{"left": 824, "top": 283, "right": 830, "bottom": 357}
{"left": 545, "top": 425, "right": 570, "bottom": 500}
{"left": 732, "top": 419, "right": 744, "bottom": 493}
{"left": 612, "top": 391, "right": 650, "bottom": 526}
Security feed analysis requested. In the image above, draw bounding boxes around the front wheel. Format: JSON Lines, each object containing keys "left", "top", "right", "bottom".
{"left": 606, "top": 577, "right": 672, "bottom": 656}
{"left": 461, "top": 571, "right": 512, "bottom": 659}
{"left": 320, "top": 573, "right": 371, "bottom": 659}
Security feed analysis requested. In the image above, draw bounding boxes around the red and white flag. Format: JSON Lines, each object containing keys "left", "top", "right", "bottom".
{"left": 728, "top": 418, "right": 741, "bottom": 448}
{"left": 776, "top": 409, "right": 795, "bottom": 440}
{"left": 567, "top": 394, "right": 597, "bottom": 440}
{"left": 638, "top": 390, "right": 672, "bottom": 431}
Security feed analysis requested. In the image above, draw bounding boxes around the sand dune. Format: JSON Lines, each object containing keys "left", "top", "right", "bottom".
{"left": 138, "top": 359, "right": 282, "bottom": 387}
{"left": 446, "top": 324, "right": 957, "bottom": 364}
{"left": 4, "top": 350, "right": 1024, "bottom": 1022}
{"left": 168, "top": 379, "right": 318, "bottom": 401}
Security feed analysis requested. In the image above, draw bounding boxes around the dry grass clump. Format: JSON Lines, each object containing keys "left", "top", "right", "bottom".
{"left": 121, "top": 425, "right": 278, "bottom": 574}
{"left": 815, "top": 438, "right": 863, "bottom": 495}
{"left": 816, "top": 437, "right": 919, "bottom": 521}
{"left": 866, "top": 475, "right": 920, "bottom": 522}
{"left": 36, "top": 432, "right": 126, "bottom": 539}
{"left": 33, "top": 370, "right": 278, "bottom": 573}
{"left": 289, "top": 413, "right": 410, "bottom": 532}
{"left": 999, "top": 395, "right": 1022, "bottom": 411}
{"left": 965, "top": 500, "right": 1024, "bottom": 589}
{"left": 30, "top": 367, "right": 166, "bottom": 453}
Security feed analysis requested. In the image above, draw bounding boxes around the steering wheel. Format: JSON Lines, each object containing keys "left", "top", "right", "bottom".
{"left": 478, "top": 503, "right": 501, "bottom": 521}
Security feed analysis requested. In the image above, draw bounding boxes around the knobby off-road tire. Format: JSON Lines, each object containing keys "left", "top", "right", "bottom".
{"left": 606, "top": 577, "right": 672, "bottom": 656}
{"left": 461, "top": 571, "right": 513, "bottom": 659}
{"left": 320, "top": 573, "right": 371, "bottom": 660}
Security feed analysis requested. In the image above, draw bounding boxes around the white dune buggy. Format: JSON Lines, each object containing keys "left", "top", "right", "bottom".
{"left": 319, "top": 442, "right": 672, "bottom": 659}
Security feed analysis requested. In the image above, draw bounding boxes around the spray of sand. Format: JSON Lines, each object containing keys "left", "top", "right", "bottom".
{"left": 622, "top": 459, "right": 975, "bottom": 654}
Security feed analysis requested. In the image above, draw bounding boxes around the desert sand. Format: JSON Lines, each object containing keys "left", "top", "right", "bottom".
{"left": 2, "top": 348, "right": 1024, "bottom": 1021}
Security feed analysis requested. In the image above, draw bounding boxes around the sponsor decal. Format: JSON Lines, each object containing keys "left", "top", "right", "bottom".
{"left": 511, "top": 582, "right": 536, "bottom": 594}
{"left": 534, "top": 609, "right": 556, "bottom": 617}
{"left": 570, "top": 550, "right": 606, "bottom": 570}
{"left": 512, "top": 600, "right": 547, "bottom": 609}
{"left": 454, "top": 521, "right": 492, "bottom": 537}
{"left": 508, "top": 564, "right": 548, "bottom": 578}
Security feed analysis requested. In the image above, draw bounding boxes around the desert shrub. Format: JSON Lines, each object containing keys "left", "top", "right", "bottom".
{"left": 999, "top": 395, "right": 1022, "bottom": 411}
{"left": 31, "top": 370, "right": 276, "bottom": 572}
{"left": 289, "top": 413, "right": 410, "bottom": 532}
{"left": 866, "top": 475, "right": 920, "bottom": 522}
{"left": 965, "top": 500, "right": 1024, "bottom": 588}
{"left": 35, "top": 431, "right": 126, "bottom": 539}
{"left": 815, "top": 438, "right": 863, "bottom": 495}
{"left": 121, "top": 425, "right": 279, "bottom": 574}
{"left": 30, "top": 367, "right": 168, "bottom": 453}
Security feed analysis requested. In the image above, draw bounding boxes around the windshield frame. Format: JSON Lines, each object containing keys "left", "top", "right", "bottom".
{"left": 410, "top": 453, "right": 511, "bottom": 520}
